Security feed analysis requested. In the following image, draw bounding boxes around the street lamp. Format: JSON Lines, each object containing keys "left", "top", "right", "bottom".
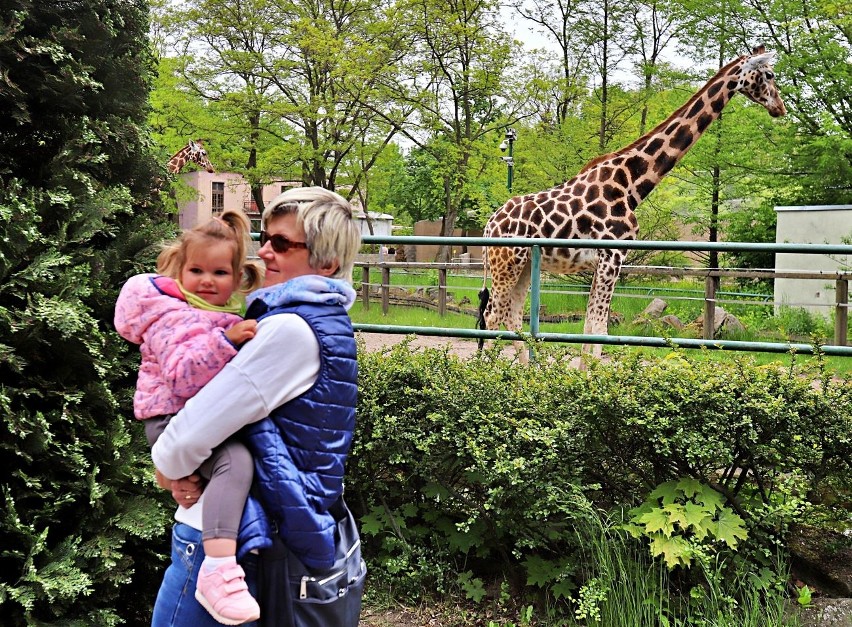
{"left": 499, "top": 128, "right": 517, "bottom": 193}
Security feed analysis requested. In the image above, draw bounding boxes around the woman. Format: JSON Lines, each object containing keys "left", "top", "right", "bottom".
{"left": 149, "top": 187, "right": 363, "bottom": 626}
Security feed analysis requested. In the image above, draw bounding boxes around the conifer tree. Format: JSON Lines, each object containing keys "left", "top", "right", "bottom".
{"left": 1, "top": 1, "right": 174, "bottom": 623}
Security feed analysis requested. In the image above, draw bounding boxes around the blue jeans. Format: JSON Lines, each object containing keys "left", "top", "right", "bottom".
{"left": 151, "top": 523, "right": 259, "bottom": 627}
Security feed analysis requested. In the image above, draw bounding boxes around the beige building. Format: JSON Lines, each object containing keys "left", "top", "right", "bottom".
{"left": 411, "top": 220, "right": 483, "bottom": 263}
{"left": 176, "top": 171, "right": 303, "bottom": 231}
{"left": 175, "top": 171, "right": 387, "bottom": 239}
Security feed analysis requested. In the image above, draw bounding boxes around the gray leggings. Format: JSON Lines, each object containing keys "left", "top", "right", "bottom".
{"left": 145, "top": 416, "right": 253, "bottom": 542}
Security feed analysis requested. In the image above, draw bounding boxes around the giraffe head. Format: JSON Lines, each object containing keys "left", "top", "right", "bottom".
{"left": 187, "top": 139, "right": 215, "bottom": 173}
{"left": 735, "top": 46, "right": 786, "bottom": 118}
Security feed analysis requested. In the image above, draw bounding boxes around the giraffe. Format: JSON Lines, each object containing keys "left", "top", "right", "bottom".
{"left": 477, "top": 46, "right": 786, "bottom": 361}
{"left": 167, "top": 139, "right": 214, "bottom": 174}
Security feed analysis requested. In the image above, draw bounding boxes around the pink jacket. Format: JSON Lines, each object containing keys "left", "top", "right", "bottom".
{"left": 114, "top": 273, "right": 243, "bottom": 419}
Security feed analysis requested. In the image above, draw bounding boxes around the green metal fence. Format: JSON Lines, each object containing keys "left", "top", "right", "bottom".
{"left": 356, "top": 235, "right": 852, "bottom": 357}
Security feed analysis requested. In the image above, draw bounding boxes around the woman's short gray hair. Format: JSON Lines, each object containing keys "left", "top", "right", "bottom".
{"left": 261, "top": 187, "right": 362, "bottom": 282}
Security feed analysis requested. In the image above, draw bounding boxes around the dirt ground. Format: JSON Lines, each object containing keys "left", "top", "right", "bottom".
{"left": 356, "top": 331, "right": 485, "bottom": 359}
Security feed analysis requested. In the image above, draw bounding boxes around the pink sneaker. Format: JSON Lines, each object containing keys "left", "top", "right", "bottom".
{"left": 195, "top": 561, "right": 260, "bottom": 625}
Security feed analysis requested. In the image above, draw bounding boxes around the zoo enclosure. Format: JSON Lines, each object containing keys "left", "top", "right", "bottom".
{"left": 355, "top": 235, "right": 852, "bottom": 356}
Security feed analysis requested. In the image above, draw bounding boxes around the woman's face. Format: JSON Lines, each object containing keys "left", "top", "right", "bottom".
{"left": 258, "top": 213, "right": 317, "bottom": 287}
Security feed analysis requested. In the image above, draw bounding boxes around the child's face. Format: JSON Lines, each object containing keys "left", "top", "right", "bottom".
{"left": 180, "top": 240, "right": 238, "bottom": 306}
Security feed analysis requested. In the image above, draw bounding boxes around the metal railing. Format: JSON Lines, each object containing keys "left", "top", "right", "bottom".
{"left": 353, "top": 235, "right": 852, "bottom": 357}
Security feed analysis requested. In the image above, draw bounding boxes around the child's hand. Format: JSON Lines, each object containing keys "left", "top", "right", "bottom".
{"left": 226, "top": 319, "right": 258, "bottom": 345}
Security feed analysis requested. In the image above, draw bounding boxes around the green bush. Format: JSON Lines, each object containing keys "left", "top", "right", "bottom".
{"left": 349, "top": 341, "right": 852, "bottom": 617}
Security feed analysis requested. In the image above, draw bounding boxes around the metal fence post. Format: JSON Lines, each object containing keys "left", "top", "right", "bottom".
{"left": 529, "top": 245, "right": 541, "bottom": 361}
{"left": 836, "top": 278, "right": 848, "bottom": 346}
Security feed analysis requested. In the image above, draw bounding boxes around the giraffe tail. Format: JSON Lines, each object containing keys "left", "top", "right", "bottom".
{"left": 476, "top": 287, "right": 489, "bottom": 351}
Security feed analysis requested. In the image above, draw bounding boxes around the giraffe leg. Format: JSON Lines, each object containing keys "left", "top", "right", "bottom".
{"left": 582, "top": 252, "right": 623, "bottom": 360}
{"left": 507, "top": 262, "right": 532, "bottom": 362}
{"left": 483, "top": 247, "right": 530, "bottom": 361}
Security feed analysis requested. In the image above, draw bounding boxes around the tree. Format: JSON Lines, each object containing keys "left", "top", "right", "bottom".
{"left": 152, "top": 0, "right": 295, "bottom": 215}
{"left": 742, "top": 0, "right": 852, "bottom": 203}
{"left": 0, "top": 1, "right": 172, "bottom": 623}
{"left": 625, "top": 0, "right": 685, "bottom": 134}
{"left": 386, "top": 0, "right": 532, "bottom": 261}
{"left": 510, "top": 0, "right": 592, "bottom": 126}
{"left": 155, "top": 0, "right": 407, "bottom": 208}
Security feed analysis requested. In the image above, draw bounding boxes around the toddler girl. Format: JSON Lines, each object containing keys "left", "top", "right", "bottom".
{"left": 115, "top": 210, "right": 262, "bottom": 625}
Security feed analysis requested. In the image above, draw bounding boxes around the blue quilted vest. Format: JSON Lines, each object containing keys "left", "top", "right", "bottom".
{"left": 240, "top": 299, "right": 358, "bottom": 571}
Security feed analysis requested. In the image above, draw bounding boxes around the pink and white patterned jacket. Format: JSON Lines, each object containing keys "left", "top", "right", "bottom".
{"left": 114, "top": 273, "right": 242, "bottom": 420}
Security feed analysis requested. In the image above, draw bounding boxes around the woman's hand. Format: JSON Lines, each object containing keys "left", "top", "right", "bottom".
{"left": 155, "top": 469, "right": 203, "bottom": 507}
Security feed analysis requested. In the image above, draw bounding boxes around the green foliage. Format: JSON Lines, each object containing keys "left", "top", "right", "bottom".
{"left": 624, "top": 479, "right": 749, "bottom": 569}
{"left": 351, "top": 343, "right": 852, "bottom": 620}
{"left": 723, "top": 201, "right": 777, "bottom": 289}
{"left": 0, "top": 2, "right": 176, "bottom": 624}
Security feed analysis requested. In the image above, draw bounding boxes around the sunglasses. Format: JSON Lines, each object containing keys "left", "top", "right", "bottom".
{"left": 259, "top": 231, "right": 308, "bottom": 253}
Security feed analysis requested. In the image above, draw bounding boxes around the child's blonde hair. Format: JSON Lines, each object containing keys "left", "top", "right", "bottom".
{"left": 157, "top": 210, "right": 262, "bottom": 293}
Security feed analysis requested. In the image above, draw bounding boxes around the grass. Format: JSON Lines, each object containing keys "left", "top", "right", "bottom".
{"left": 360, "top": 510, "right": 802, "bottom": 627}
{"left": 351, "top": 270, "right": 852, "bottom": 376}
{"left": 556, "top": 512, "right": 799, "bottom": 627}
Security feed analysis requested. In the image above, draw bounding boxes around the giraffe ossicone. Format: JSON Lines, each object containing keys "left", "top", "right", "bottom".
{"left": 477, "top": 46, "right": 786, "bottom": 363}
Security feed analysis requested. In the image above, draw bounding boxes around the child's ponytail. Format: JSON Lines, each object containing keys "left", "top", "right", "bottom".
{"left": 218, "top": 210, "right": 262, "bottom": 293}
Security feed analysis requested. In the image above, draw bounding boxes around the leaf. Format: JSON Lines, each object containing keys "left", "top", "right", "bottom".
{"left": 458, "top": 571, "right": 487, "bottom": 603}
{"left": 639, "top": 508, "right": 675, "bottom": 535}
{"left": 649, "top": 480, "right": 680, "bottom": 506}
{"left": 797, "top": 585, "right": 812, "bottom": 607}
{"left": 675, "top": 477, "right": 704, "bottom": 499}
{"left": 663, "top": 502, "right": 688, "bottom": 529}
{"left": 714, "top": 509, "right": 748, "bottom": 548}
{"left": 682, "top": 501, "right": 713, "bottom": 538}
{"left": 523, "top": 554, "right": 560, "bottom": 588}
{"left": 650, "top": 534, "right": 693, "bottom": 569}
{"left": 551, "top": 577, "right": 576, "bottom": 600}
{"left": 358, "top": 506, "right": 388, "bottom": 536}
{"left": 695, "top": 487, "right": 725, "bottom": 511}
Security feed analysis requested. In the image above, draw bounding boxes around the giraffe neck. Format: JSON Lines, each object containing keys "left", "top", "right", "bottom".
{"left": 589, "top": 57, "right": 745, "bottom": 201}
{"left": 167, "top": 145, "right": 191, "bottom": 174}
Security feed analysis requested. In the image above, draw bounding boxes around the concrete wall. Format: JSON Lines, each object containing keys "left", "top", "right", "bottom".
{"left": 774, "top": 205, "right": 852, "bottom": 317}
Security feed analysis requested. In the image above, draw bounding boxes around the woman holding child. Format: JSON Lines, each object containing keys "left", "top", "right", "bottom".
{"left": 147, "top": 187, "right": 363, "bottom": 626}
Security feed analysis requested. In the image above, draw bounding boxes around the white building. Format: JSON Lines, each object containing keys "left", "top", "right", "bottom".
{"left": 774, "top": 204, "right": 852, "bottom": 318}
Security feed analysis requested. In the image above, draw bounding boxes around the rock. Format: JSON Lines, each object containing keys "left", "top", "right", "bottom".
{"left": 721, "top": 312, "right": 745, "bottom": 334}
{"left": 660, "top": 314, "right": 685, "bottom": 330}
{"left": 641, "top": 298, "right": 668, "bottom": 318}
{"left": 692, "top": 306, "right": 746, "bottom": 338}
{"left": 790, "top": 526, "right": 852, "bottom": 598}
{"left": 794, "top": 598, "right": 852, "bottom": 627}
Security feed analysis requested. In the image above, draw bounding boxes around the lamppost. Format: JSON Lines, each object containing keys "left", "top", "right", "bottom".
{"left": 499, "top": 128, "right": 517, "bottom": 193}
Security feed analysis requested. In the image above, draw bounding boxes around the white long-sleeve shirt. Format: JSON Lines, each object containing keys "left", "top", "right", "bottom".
{"left": 151, "top": 313, "right": 320, "bottom": 481}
